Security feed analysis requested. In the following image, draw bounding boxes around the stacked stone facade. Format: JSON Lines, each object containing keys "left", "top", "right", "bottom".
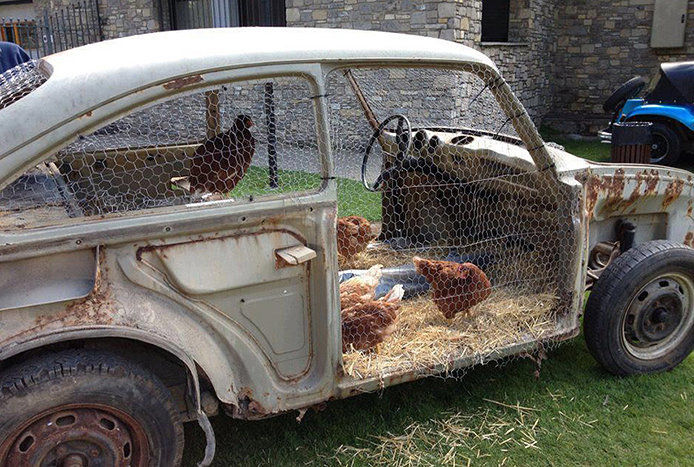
{"left": 548, "top": 0, "right": 694, "bottom": 133}
{"left": 287, "top": 0, "right": 692, "bottom": 134}
{"left": 25, "top": 0, "right": 694, "bottom": 134}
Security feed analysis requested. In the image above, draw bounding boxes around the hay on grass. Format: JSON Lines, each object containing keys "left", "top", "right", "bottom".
{"left": 341, "top": 289, "right": 559, "bottom": 380}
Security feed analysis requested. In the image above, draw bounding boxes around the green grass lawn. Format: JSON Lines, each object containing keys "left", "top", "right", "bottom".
{"left": 183, "top": 337, "right": 692, "bottom": 466}
{"left": 182, "top": 137, "right": 693, "bottom": 466}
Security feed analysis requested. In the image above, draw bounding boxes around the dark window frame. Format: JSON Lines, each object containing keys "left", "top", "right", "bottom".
{"left": 481, "top": 0, "right": 510, "bottom": 43}
{"left": 170, "top": 0, "right": 285, "bottom": 30}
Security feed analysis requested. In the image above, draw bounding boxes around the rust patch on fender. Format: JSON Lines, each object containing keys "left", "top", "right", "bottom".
{"left": 233, "top": 388, "right": 272, "bottom": 419}
{"left": 36, "top": 249, "right": 115, "bottom": 327}
{"left": 163, "top": 74, "right": 204, "bottom": 90}
{"left": 2, "top": 249, "right": 117, "bottom": 347}
{"left": 662, "top": 179, "right": 684, "bottom": 209}
{"left": 685, "top": 232, "right": 694, "bottom": 248}
{"left": 583, "top": 169, "right": 626, "bottom": 219}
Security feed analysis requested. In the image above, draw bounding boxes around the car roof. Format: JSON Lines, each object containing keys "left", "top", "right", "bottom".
{"left": 0, "top": 28, "right": 498, "bottom": 162}
{"left": 45, "top": 27, "right": 497, "bottom": 74}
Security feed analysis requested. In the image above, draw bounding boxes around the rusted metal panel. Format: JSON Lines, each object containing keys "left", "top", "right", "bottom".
{"left": 162, "top": 74, "right": 204, "bottom": 90}
{"left": 685, "top": 232, "right": 694, "bottom": 248}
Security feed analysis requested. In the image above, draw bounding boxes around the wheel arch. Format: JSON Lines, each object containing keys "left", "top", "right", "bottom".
{"left": 626, "top": 111, "right": 694, "bottom": 139}
{"left": 0, "top": 328, "right": 206, "bottom": 418}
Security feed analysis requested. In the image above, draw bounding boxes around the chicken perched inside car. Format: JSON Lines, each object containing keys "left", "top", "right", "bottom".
{"left": 336, "top": 216, "right": 376, "bottom": 258}
{"left": 341, "top": 284, "right": 404, "bottom": 352}
{"left": 413, "top": 256, "right": 491, "bottom": 319}
{"left": 187, "top": 114, "right": 256, "bottom": 194}
{"left": 339, "top": 264, "right": 383, "bottom": 309}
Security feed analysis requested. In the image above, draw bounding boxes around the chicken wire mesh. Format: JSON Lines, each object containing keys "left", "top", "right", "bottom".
{"left": 327, "top": 66, "right": 577, "bottom": 379}
{"left": 0, "top": 60, "right": 50, "bottom": 111}
{"left": 0, "top": 76, "right": 321, "bottom": 229}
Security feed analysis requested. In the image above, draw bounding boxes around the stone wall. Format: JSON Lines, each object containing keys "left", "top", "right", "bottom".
{"left": 286, "top": 0, "right": 477, "bottom": 44}
{"left": 34, "top": 0, "right": 168, "bottom": 40}
{"left": 481, "top": 0, "right": 557, "bottom": 124}
{"left": 30, "top": 0, "right": 694, "bottom": 135}
{"left": 99, "top": 0, "right": 168, "bottom": 39}
{"left": 287, "top": 0, "right": 557, "bottom": 126}
{"left": 546, "top": 0, "right": 694, "bottom": 134}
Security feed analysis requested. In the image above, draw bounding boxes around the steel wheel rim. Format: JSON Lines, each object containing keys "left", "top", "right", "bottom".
{"left": 650, "top": 132, "right": 669, "bottom": 163}
{"left": 621, "top": 272, "right": 694, "bottom": 360}
{"left": 1, "top": 403, "right": 150, "bottom": 466}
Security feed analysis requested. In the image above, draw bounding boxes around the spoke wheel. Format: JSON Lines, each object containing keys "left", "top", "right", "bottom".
{"left": 650, "top": 132, "right": 669, "bottom": 163}
{"left": 2, "top": 405, "right": 149, "bottom": 467}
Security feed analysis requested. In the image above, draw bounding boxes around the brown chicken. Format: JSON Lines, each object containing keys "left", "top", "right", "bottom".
{"left": 341, "top": 302, "right": 398, "bottom": 352}
{"left": 337, "top": 216, "right": 376, "bottom": 258}
{"left": 189, "top": 114, "right": 256, "bottom": 194}
{"left": 413, "top": 256, "right": 491, "bottom": 319}
{"left": 341, "top": 284, "right": 404, "bottom": 352}
{"left": 339, "top": 264, "right": 383, "bottom": 310}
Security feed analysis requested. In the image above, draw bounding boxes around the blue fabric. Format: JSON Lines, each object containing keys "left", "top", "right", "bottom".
{"left": 339, "top": 249, "right": 498, "bottom": 300}
{"left": 0, "top": 42, "right": 31, "bottom": 73}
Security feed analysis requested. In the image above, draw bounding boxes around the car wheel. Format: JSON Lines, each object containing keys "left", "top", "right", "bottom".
{"left": 584, "top": 241, "right": 694, "bottom": 375}
{"left": 0, "top": 349, "right": 184, "bottom": 466}
{"left": 649, "top": 122, "right": 682, "bottom": 165}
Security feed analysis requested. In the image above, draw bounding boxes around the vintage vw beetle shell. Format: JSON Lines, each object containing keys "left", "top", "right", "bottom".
{"left": 0, "top": 29, "right": 692, "bottom": 466}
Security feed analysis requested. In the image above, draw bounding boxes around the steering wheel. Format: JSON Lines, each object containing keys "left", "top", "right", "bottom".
{"left": 362, "top": 114, "right": 412, "bottom": 192}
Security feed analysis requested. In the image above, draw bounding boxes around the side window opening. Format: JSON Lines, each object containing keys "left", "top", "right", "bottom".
{"left": 0, "top": 60, "right": 51, "bottom": 111}
{"left": 0, "top": 75, "right": 321, "bottom": 230}
{"left": 326, "top": 66, "right": 577, "bottom": 380}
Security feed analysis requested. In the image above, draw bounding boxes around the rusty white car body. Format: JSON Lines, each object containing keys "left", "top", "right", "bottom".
{"left": 0, "top": 28, "right": 692, "bottom": 465}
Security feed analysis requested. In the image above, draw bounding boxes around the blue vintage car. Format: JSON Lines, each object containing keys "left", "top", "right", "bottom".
{"left": 600, "top": 61, "right": 694, "bottom": 165}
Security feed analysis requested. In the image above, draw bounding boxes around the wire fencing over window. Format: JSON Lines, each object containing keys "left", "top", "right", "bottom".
{"left": 0, "top": 60, "right": 50, "bottom": 111}
{"left": 0, "top": 76, "right": 321, "bottom": 229}
{"left": 327, "top": 66, "right": 577, "bottom": 380}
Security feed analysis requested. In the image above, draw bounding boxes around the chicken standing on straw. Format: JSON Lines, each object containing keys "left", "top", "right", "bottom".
{"left": 341, "top": 285, "right": 404, "bottom": 352}
{"left": 413, "top": 256, "right": 491, "bottom": 319}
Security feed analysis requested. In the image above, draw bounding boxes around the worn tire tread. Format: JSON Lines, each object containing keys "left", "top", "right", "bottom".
{"left": 585, "top": 240, "right": 694, "bottom": 375}
{"left": 0, "top": 349, "right": 184, "bottom": 465}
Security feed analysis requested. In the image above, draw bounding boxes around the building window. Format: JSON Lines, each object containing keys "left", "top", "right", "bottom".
{"left": 172, "top": 0, "right": 285, "bottom": 30}
{"left": 481, "top": 0, "right": 510, "bottom": 42}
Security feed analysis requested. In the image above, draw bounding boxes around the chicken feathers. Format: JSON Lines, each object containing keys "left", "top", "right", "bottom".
{"left": 339, "top": 264, "right": 383, "bottom": 310}
{"left": 341, "top": 300, "right": 399, "bottom": 352}
{"left": 189, "top": 114, "right": 256, "bottom": 194}
{"left": 413, "top": 256, "right": 491, "bottom": 319}
{"left": 337, "top": 216, "right": 376, "bottom": 258}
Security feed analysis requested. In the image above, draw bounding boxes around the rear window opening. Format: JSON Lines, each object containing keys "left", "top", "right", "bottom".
{"left": 0, "top": 60, "right": 52, "bottom": 111}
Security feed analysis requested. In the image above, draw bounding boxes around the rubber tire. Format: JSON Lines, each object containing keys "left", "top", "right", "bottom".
{"left": 0, "top": 349, "right": 184, "bottom": 466}
{"left": 649, "top": 122, "right": 683, "bottom": 165}
{"left": 603, "top": 76, "right": 647, "bottom": 112}
{"left": 584, "top": 241, "right": 694, "bottom": 375}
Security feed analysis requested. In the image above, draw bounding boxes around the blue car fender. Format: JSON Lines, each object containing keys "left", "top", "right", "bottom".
{"left": 625, "top": 103, "right": 694, "bottom": 132}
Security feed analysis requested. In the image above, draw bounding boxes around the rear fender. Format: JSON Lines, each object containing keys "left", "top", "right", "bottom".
{"left": 625, "top": 104, "right": 694, "bottom": 133}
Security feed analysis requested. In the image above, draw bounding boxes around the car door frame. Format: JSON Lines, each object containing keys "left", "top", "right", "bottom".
{"left": 0, "top": 62, "right": 344, "bottom": 415}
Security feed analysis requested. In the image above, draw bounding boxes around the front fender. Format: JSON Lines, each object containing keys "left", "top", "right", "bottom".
{"left": 578, "top": 165, "right": 694, "bottom": 251}
{"left": 626, "top": 104, "right": 694, "bottom": 132}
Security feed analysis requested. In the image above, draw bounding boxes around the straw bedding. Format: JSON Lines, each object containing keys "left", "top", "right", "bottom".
{"left": 341, "top": 289, "right": 559, "bottom": 380}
